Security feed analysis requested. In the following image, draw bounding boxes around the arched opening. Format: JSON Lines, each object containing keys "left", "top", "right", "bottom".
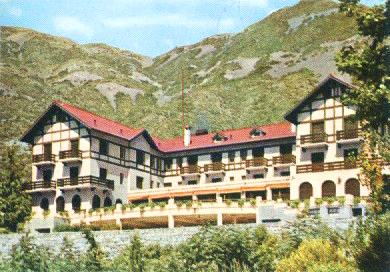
{"left": 322, "top": 180, "right": 336, "bottom": 198}
{"left": 299, "top": 182, "right": 313, "bottom": 200}
{"left": 103, "top": 197, "right": 112, "bottom": 207}
{"left": 40, "top": 198, "right": 49, "bottom": 211}
{"left": 56, "top": 196, "right": 65, "bottom": 213}
{"left": 115, "top": 199, "right": 123, "bottom": 205}
{"left": 72, "top": 195, "right": 81, "bottom": 212}
{"left": 345, "top": 178, "right": 360, "bottom": 197}
{"left": 92, "top": 195, "right": 101, "bottom": 209}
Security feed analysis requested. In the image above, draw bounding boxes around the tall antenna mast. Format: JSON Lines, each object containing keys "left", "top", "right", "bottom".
{"left": 182, "top": 71, "right": 185, "bottom": 137}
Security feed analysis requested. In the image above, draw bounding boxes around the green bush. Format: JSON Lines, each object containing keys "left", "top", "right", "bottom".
{"left": 225, "top": 199, "right": 233, "bottom": 206}
{"left": 315, "top": 198, "right": 324, "bottom": 205}
{"left": 250, "top": 198, "right": 257, "bottom": 207}
{"left": 184, "top": 200, "right": 193, "bottom": 208}
{"left": 276, "top": 239, "right": 355, "bottom": 272}
{"left": 353, "top": 196, "right": 361, "bottom": 205}
{"left": 238, "top": 199, "right": 245, "bottom": 207}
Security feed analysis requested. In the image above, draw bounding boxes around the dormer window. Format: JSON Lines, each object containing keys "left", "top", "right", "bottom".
{"left": 212, "top": 133, "right": 227, "bottom": 143}
{"left": 250, "top": 128, "right": 266, "bottom": 137}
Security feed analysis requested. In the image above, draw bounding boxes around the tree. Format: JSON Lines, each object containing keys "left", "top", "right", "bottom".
{"left": 336, "top": 0, "right": 390, "bottom": 214}
{"left": 0, "top": 145, "right": 32, "bottom": 232}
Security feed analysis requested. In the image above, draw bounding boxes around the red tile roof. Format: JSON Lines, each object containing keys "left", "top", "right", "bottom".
{"left": 22, "top": 101, "right": 294, "bottom": 151}
{"left": 154, "top": 122, "right": 295, "bottom": 152}
{"left": 55, "top": 101, "right": 145, "bottom": 141}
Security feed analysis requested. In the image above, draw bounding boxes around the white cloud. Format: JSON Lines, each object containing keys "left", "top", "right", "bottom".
{"left": 9, "top": 7, "right": 22, "bottom": 16}
{"left": 53, "top": 16, "right": 93, "bottom": 38}
{"left": 103, "top": 14, "right": 235, "bottom": 29}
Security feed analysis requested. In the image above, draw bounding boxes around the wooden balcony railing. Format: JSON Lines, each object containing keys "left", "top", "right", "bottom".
{"left": 296, "top": 160, "right": 360, "bottom": 173}
{"left": 204, "top": 162, "right": 225, "bottom": 172}
{"left": 301, "top": 133, "right": 328, "bottom": 145}
{"left": 59, "top": 150, "right": 82, "bottom": 160}
{"left": 32, "top": 154, "right": 55, "bottom": 163}
{"left": 22, "top": 180, "right": 56, "bottom": 191}
{"left": 57, "top": 176, "right": 114, "bottom": 190}
{"left": 180, "top": 165, "right": 201, "bottom": 175}
{"left": 246, "top": 157, "right": 269, "bottom": 168}
{"left": 336, "top": 129, "right": 362, "bottom": 141}
{"left": 272, "top": 154, "right": 296, "bottom": 165}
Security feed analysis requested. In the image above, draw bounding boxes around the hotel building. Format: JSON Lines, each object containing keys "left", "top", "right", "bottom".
{"left": 20, "top": 74, "right": 388, "bottom": 232}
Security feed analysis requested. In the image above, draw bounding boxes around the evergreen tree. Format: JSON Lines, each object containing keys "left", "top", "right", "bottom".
{"left": 0, "top": 145, "right": 32, "bottom": 232}
{"left": 336, "top": 0, "right": 390, "bottom": 214}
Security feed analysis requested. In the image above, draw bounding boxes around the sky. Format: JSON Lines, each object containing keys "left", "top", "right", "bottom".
{"left": 0, "top": 0, "right": 383, "bottom": 57}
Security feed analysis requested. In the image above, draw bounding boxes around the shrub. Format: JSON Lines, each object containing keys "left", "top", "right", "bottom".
{"left": 225, "top": 199, "right": 233, "bottom": 206}
{"left": 315, "top": 198, "right": 324, "bottom": 205}
{"left": 138, "top": 203, "right": 147, "bottom": 212}
{"left": 157, "top": 202, "right": 167, "bottom": 209}
{"left": 276, "top": 239, "right": 355, "bottom": 272}
{"left": 176, "top": 201, "right": 184, "bottom": 208}
{"left": 149, "top": 202, "right": 157, "bottom": 209}
{"left": 337, "top": 196, "right": 345, "bottom": 205}
{"left": 353, "top": 196, "right": 361, "bottom": 205}
{"left": 250, "top": 198, "right": 257, "bottom": 207}
{"left": 185, "top": 200, "right": 193, "bottom": 208}
{"left": 354, "top": 212, "right": 390, "bottom": 272}
{"left": 238, "top": 199, "right": 245, "bottom": 207}
{"left": 290, "top": 200, "right": 300, "bottom": 209}
{"left": 325, "top": 197, "right": 336, "bottom": 204}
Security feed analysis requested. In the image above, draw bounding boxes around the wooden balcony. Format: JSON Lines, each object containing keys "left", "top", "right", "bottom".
{"left": 57, "top": 176, "right": 114, "bottom": 190}
{"left": 22, "top": 180, "right": 56, "bottom": 191}
{"left": 180, "top": 165, "right": 201, "bottom": 176}
{"left": 336, "top": 129, "right": 362, "bottom": 140}
{"left": 32, "top": 154, "right": 55, "bottom": 165}
{"left": 246, "top": 157, "right": 269, "bottom": 169}
{"left": 59, "top": 150, "right": 83, "bottom": 161}
{"left": 272, "top": 154, "right": 296, "bottom": 165}
{"left": 204, "top": 162, "right": 225, "bottom": 173}
{"left": 301, "top": 133, "right": 328, "bottom": 145}
{"left": 296, "top": 160, "right": 360, "bottom": 174}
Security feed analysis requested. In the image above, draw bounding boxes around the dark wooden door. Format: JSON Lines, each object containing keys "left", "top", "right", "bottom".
{"left": 44, "top": 143, "right": 52, "bottom": 161}
{"left": 71, "top": 139, "right": 79, "bottom": 156}
{"left": 311, "top": 152, "right": 324, "bottom": 171}
{"left": 70, "top": 167, "right": 79, "bottom": 185}
{"left": 311, "top": 121, "right": 325, "bottom": 142}
{"left": 43, "top": 170, "right": 52, "bottom": 187}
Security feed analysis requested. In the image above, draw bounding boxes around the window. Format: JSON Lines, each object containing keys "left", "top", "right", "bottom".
{"left": 99, "top": 140, "right": 108, "bottom": 155}
{"left": 104, "top": 197, "right": 112, "bottom": 207}
{"left": 120, "top": 173, "right": 124, "bottom": 185}
{"left": 211, "top": 178, "right": 222, "bottom": 183}
{"left": 328, "top": 207, "right": 340, "bottom": 214}
{"left": 250, "top": 128, "right": 266, "bottom": 137}
{"left": 252, "top": 147, "right": 264, "bottom": 158}
{"left": 136, "top": 176, "right": 143, "bottom": 189}
{"left": 352, "top": 208, "right": 362, "bottom": 217}
{"left": 150, "top": 156, "right": 156, "bottom": 168}
{"left": 230, "top": 176, "right": 234, "bottom": 181}
{"left": 164, "top": 182, "right": 172, "bottom": 187}
{"left": 43, "top": 169, "right": 52, "bottom": 182}
{"left": 100, "top": 168, "right": 107, "bottom": 180}
{"left": 311, "top": 121, "right": 325, "bottom": 135}
{"left": 136, "top": 150, "right": 145, "bottom": 165}
{"left": 157, "top": 158, "right": 162, "bottom": 170}
{"left": 280, "top": 144, "right": 292, "bottom": 155}
{"left": 56, "top": 196, "right": 65, "bottom": 213}
{"left": 40, "top": 198, "right": 49, "bottom": 211}
{"left": 228, "top": 151, "right": 235, "bottom": 163}
{"left": 72, "top": 195, "right": 81, "bottom": 212}
{"left": 240, "top": 150, "right": 247, "bottom": 161}
{"left": 177, "top": 157, "right": 183, "bottom": 168}
{"left": 92, "top": 195, "right": 101, "bottom": 209}
{"left": 188, "top": 155, "right": 198, "bottom": 166}
{"left": 120, "top": 146, "right": 126, "bottom": 160}
{"left": 165, "top": 159, "right": 172, "bottom": 170}
{"left": 188, "top": 180, "right": 197, "bottom": 185}
{"left": 211, "top": 153, "right": 222, "bottom": 163}
{"left": 331, "top": 87, "right": 342, "bottom": 97}
{"left": 241, "top": 175, "right": 247, "bottom": 180}
{"left": 281, "top": 171, "right": 290, "bottom": 177}
{"left": 253, "top": 174, "right": 264, "bottom": 179}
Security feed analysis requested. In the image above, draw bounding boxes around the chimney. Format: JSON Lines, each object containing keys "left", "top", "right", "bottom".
{"left": 184, "top": 125, "right": 191, "bottom": 146}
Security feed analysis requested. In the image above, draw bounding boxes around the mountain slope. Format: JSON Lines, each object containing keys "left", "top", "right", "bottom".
{"left": 0, "top": 0, "right": 360, "bottom": 147}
